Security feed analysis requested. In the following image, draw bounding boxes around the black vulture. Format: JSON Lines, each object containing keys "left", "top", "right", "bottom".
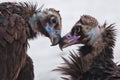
{"left": 0, "top": 2, "right": 62, "bottom": 80}
{"left": 58, "top": 15, "right": 120, "bottom": 80}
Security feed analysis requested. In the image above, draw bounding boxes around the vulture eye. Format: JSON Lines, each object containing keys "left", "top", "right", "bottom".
{"left": 71, "top": 26, "right": 81, "bottom": 36}
{"left": 50, "top": 16, "right": 57, "bottom": 24}
{"left": 75, "top": 27, "right": 81, "bottom": 34}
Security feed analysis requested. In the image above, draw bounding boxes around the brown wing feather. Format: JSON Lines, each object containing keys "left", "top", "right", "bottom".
{"left": 0, "top": 13, "right": 27, "bottom": 80}
{"left": 17, "top": 55, "right": 34, "bottom": 80}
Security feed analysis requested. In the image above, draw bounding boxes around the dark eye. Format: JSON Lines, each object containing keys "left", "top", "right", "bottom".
{"left": 75, "top": 27, "right": 80, "bottom": 33}
{"left": 50, "top": 16, "right": 57, "bottom": 24}
{"left": 71, "top": 26, "right": 81, "bottom": 36}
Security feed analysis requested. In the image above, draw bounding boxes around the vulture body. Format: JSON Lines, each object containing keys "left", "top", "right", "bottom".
{"left": 0, "top": 2, "right": 62, "bottom": 80}
{"left": 58, "top": 15, "right": 120, "bottom": 80}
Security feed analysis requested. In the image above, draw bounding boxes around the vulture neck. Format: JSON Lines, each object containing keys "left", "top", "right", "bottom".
{"left": 28, "top": 12, "right": 44, "bottom": 33}
{"left": 17, "top": 2, "right": 45, "bottom": 39}
{"left": 79, "top": 35, "right": 115, "bottom": 72}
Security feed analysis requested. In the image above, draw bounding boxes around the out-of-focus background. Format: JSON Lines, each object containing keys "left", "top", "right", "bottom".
{"left": 0, "top": 0, "right": 120, "bottom": 80}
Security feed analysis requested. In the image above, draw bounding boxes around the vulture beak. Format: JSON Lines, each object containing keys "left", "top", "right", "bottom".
{"left": 45, "top": 23, "right": 61, "bottom": 46}
{"left": 59, "top": 32, "right": 80, "bottom": 50}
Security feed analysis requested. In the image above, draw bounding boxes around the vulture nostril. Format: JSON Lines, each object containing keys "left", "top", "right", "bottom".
{"left": 55, "top": 31, "right": 59, "bottom": 34}
{"left": 55, "top": 31, "right": 58, "bottom": 34}
{"left": 67, "top": 35, "right": 71, "bottom": 38}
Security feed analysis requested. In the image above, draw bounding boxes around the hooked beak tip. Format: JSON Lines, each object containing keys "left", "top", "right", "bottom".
{"left": 59, "top": 44, "right": 68, "bottom": 51}
{"left": 59, "top": 45, "right": 63, "bottom": 51}
{"left": 59, "top": 40, "right": 67, "bottom": 51}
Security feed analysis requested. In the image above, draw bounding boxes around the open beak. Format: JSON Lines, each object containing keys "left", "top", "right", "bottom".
{"left": 59, "top": 32, "right": 80, "bottom": 50}
{"left": 45, "top": 23, "right": 61, "bottom": 46}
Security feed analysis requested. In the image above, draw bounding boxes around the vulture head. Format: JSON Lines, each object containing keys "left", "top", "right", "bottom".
{"left": 59, "top": 15, "right": 115, "bottom": 49}
{"left": 29, "top": 8, "right": 62, "bottom": 45}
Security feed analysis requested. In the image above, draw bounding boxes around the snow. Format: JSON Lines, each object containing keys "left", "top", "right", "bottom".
{"left": 0, "top": 0, "right": 120, "bottom": 80}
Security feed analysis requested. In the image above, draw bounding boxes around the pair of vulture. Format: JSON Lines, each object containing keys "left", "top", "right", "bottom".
{"left": 0, "top": 1, "right": 119, "bottom": 80}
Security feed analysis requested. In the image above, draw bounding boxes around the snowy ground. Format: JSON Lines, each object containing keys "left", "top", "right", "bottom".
{"left": 0, "top": 0, "right": 120, "bottom": 80}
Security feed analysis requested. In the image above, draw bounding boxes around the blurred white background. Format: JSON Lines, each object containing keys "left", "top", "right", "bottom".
{"left": 0, "top": 0, "right": 120, "bottom": 80}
